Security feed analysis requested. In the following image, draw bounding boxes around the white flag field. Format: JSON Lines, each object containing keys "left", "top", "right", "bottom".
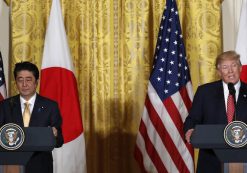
{"left": 236, "top": 0, "right": 247, "bottom": 83}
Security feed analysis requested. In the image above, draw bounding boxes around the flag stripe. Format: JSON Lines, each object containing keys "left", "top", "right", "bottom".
{"left": 163, "top": 96, "right": 193, "bottom": 166}
{"left": 171, "top": 86, "right": 194, "bottom": 156}
{"left": 171, "top": 91, "right": 189, "bottom": 123}
{"left": 147, "top": 96, "right": 187, "bottom": 172}
{"left": 0, "top": 51, "right": 7, "bottom": 101}
{"left": 134, "top": 144, "right": 148, "bottom": 173}
{"left": 185, "top": 82, "right": 194, "bottom": 103}
{"left": 148, "top": 82, "right": 191, "bottom": 159}
{"left": 0, "top": 87, "right": 6, "bottom": 100}
{"left": 148, "top": 82, "right": 193, "bottom": 172}
{"left": 139, "top": 119, "right": 168, "bottom": 173}
{"left": 142, "top": 104, "right": 180, "bottom": 173}
{"left": 179, "top": 83, "right": 192, "bottom": 115}
{"left": 163, "top": 97, "right": 184, "bottom": 136}
{"left": 136, "top": 130, "right": 157, "bottom": 173}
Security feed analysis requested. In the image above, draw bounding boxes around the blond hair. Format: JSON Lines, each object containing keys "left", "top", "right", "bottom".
{"left": 215, "top": 50, "right": 241, "bottom": 69}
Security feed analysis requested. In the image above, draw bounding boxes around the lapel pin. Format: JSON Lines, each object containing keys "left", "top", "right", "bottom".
{"left": 244, "top": 94, "right": 247, "bottom": 98}
{"left": 38, "top": 106, "right": 44, "bottom": 112}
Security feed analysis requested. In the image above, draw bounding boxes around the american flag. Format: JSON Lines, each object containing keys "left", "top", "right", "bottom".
{"left": 0, "top": 51, "right": 7, "bottom": 101}
{"left": 134, "top": 0, "right": 194, "bottom": 172}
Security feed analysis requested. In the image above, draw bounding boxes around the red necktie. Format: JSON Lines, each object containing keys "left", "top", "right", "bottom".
{"left": 227, "top": 94, "right": 235, "bottom": 123}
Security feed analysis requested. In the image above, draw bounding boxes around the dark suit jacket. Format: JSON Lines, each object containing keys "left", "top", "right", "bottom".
{"left": 184, "top": 80, "right": 247, "bottom": 173}
{"left": 0, "top": 94, "right": 63, "bottom": 173}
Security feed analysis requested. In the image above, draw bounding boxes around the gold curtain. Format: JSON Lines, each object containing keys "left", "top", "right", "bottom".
{"left": 181, "top": 0, "right": 222, "bottom": 91}
{"left": 6, "top": 0, "right": 222, "bottom": 172}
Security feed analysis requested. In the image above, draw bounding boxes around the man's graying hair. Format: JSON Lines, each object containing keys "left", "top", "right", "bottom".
{"left": 215, "top": 50, "right": 241, "bottom": 69}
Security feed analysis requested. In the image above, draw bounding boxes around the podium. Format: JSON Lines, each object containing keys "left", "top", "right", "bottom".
{"left": 191, "top": 125, "right": 247, "bottom": 173}
{"left": 0, "top": 127, "right": 55, "bottom": 165}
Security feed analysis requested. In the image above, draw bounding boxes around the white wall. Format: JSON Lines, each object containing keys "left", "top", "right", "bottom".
{"left": 0, "top": 0, "right": 9, "bottom": 95}
{"left": 222, "top": 0, "right": 243, "bottom": 51}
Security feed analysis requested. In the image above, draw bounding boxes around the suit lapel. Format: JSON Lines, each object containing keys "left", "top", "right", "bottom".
{"left": 237, "top": 82, "right": 247, "bottom": 104}
{"left": 214, "top": 81, "right": 228, "bottom": 123}
{"left": 11, "top": 94, "right": 43, "bottom": 127}
{"left": 29, "top": 94, "right": 42, "bottom": 127}
{"left": 236, "top": 82, "right": 247, "bottom": 121}
{"left": 11, "top": 96, "right": 24, "bottom": 126}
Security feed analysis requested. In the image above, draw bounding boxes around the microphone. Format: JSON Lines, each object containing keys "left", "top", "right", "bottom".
{"left": 9, "top": 98, "right": 16, "bottom": 123}
{"left": 228, "top": 83, "right": 236, "bottom": 96}
{"left": 227, "top": 82, "right": 236, "bottom": 121}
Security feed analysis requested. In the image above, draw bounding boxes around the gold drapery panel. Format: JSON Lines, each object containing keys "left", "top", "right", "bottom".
{"left": 182, "top": 0, "right": 222, "bottom": 91}
{"left": 6, "top": 0, "right": 222, "bottom": 172}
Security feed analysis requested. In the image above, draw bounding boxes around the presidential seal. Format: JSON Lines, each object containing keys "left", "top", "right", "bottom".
{"left": 0, "top": 123, "right": 25, "bottom": 150}
{"left": 224, "top": 121, "right": 247, "bottom": 148}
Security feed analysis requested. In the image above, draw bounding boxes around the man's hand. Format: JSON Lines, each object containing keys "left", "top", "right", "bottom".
{"left": 52, "top": 127, "right": 58, "bottom": 137}
{"left": 185, "top": 129, "right": 194, "bottom": 143}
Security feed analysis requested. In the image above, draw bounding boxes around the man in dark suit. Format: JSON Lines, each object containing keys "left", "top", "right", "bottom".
{"left": 184, "top": 50, "right": 247, "bottom": 173}
{"left": 0, "top": 61, "right": 63, "bottom": 173}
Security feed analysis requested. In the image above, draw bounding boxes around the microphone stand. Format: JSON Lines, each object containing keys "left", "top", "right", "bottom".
{"left": 232, "top": 92, "right": 237, "bottom": 122}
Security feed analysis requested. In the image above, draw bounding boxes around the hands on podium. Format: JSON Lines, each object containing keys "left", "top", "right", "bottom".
{"left": 185, "top": 129, "right": 194, "bottom": 143}
{"left": 52, "top": 127, "right": 58, "bottom": 137}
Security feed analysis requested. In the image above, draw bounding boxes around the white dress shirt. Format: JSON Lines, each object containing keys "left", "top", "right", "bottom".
{"left": 20, "top": 93, "right": 37, "bottom": 115}
{"left": 222, "top": 80, "right": 240, "bottom": 111}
